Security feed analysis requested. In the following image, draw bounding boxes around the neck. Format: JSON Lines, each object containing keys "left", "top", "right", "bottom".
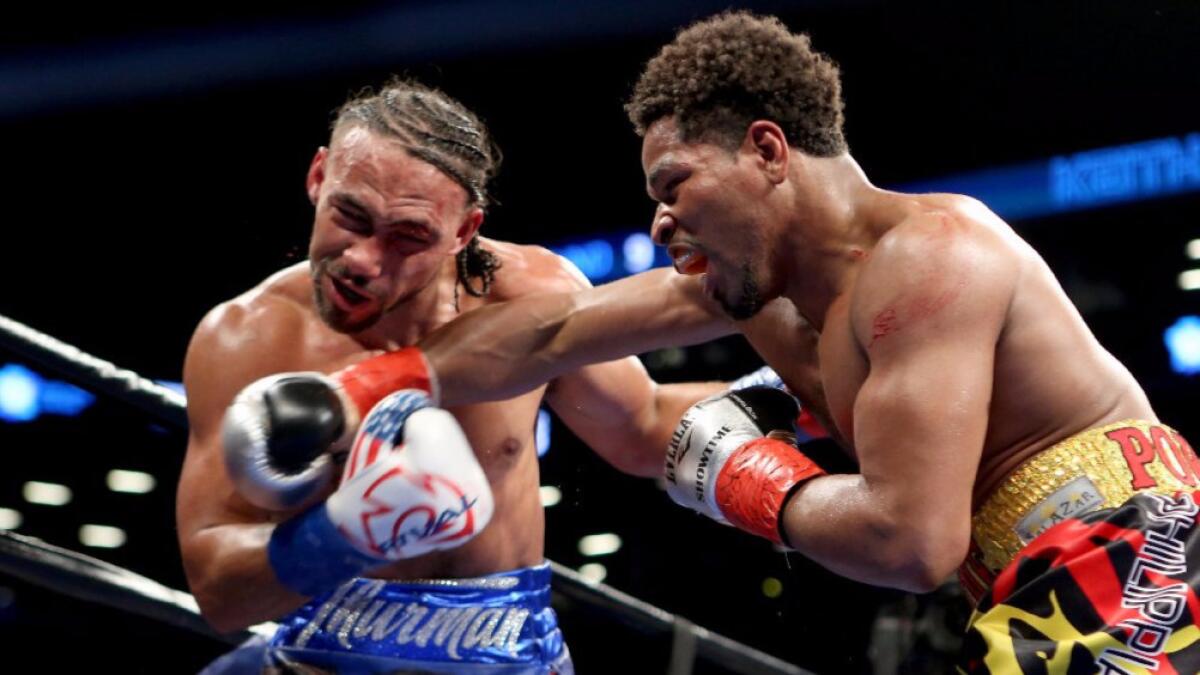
{"left": 775, "top": 154, "right": 908, "bottom": 331}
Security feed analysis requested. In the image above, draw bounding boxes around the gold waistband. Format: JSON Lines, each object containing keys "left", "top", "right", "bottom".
{"left": 971, "top": 419, "right": 1198, "bottom": 575}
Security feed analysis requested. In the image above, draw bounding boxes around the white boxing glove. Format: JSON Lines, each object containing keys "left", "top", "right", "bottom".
{"left": 329, "top": 400, "right": 494, "bottom": 560}
{"left": 267, "top": 390, "right": 493, "bottom": 596}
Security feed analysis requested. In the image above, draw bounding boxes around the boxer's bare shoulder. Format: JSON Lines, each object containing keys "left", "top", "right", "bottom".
{"left": 849, "top": 199, "right": 1020, "bottom": 354}
{"left": 475, "top": 237, "right": 593, "bottom": 301}
{"left": 184, "top": 263, "right": 333, "bottom": 434}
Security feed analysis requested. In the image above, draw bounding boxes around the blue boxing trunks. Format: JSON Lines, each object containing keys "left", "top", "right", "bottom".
{"left": 201, "top": 563, "right": 572, "bottom": 674}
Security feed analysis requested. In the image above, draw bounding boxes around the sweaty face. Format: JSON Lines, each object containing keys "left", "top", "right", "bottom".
{"left": 307, "top": 127, "right": 474, "bottom": 333}
{"left": 642, "top": 118, "right": 772, "bottom": 320}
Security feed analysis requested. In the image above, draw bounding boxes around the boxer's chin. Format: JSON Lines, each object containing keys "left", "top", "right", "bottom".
{"left": 719, "top": 264, "right": 767, "bottom": 321}
{"left": 313, "top": 284, "right": 383, "bottom": 333}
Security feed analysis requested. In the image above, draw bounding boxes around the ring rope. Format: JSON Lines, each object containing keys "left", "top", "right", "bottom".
{"left": 0, "top": 529, "right": 276, "bottom": 643}
{"left": 0, "top": 312, "right": 186, "bottom": 428}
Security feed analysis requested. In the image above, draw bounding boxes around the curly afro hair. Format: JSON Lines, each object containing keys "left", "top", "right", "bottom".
{"left": 626, "top": 11, "right": 847, "bottom": 157}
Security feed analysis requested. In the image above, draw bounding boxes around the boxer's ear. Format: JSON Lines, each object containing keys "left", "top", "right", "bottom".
{"left": 745, "top": 121, "right": 789, "bottom": 185}
{"left": 306, "top": 147, "right": 329, "bottom": 206}
{"left": 452, "top": 208, "right": 484, "bottom": 254}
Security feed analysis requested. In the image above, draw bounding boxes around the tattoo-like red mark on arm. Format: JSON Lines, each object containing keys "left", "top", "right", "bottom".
{"left": 869, "top": 308, "right": 899, "bottom": 346}
{"left": 867, "top": 287, "right": 963, "bottom": 348}
{"left": 864, "top": 213, "right": 970, "bottom": 349}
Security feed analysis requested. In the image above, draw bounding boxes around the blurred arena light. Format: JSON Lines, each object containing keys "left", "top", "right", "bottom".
{"left": 0, "top": 364, "right": 39, "bottom": 422}
{"left": 554, "top": 233, "right": 671, "bottom": 283}
{"left": 556, "top": 240, "right": 615, "bottom": 280}
{"left": 536, "top": 409, "right": 552, "bottom": 458}
{"left": 1165, "top": 316, "right": 1200, "bottom": 375}
{"left": 578, "top": 533, "right": 622, "bottom": 557}
{"left": 23, "top": 481, "right": 72, "bottom": 507}
{"left": 106, "top": 470, "right": 157, "bottom": 494}
{"left": 0, "top": 508, "right": 22, "bottom": 530}
{"left": 0, "top": 363, "right": 95, "bottom": 423}
{"left": 79, "top": 524, "right": 126, "bottom": 549}
{"left": 1180, "top": 270, "right": 1200, "bottom": 291}
{"left": 578, "top": 563, "right": 607, "bottom": 584}
{"left": 539, "top": 486, "right": 562, "bottom": 508}
{"left": 1188, "top": 239, "right": 1200, "bottom": 260}
{"left": 622, "top": 233, "right": 656, "bottom": 274}
{"left": 41, "top": 379, "right": 96, "bottom": 416}
{"left": 762, "top": 577, "right": 784, "bottom": 599}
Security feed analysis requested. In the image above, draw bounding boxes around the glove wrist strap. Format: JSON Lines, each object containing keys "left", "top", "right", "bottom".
{"left": 335, "top": 348, "right": 438, "bottom": 417}
{"left": 715, "top": 437, "right": 826, "bottom": 545}
{"left": 268, "top": 503, "right": 381, "bottom": 597}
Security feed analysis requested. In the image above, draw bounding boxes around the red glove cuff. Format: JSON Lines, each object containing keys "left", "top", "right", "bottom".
{"left": 715, "top": 437, "right": 826, "bottom": 545}
{"left": 335, "top": 348, "right": 437, "bottom": 417}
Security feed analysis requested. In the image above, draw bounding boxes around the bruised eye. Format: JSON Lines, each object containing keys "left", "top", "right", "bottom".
{"left": 659, "top": 172, "right": 689, "bottom": 204}
{"left": 385, "top": 224, "right": 436, "bottom": 252}
{"left": 665, "top": 175, "right": 684, "bottom": 195}
{"left": 333, "top": 206, "right": 371, "bottom": 233}
{"left": 388, "top": 232, "right": 427, "bottom": 247}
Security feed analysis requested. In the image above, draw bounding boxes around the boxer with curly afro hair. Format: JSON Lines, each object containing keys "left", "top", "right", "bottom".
{"left": 626, "top": 11, "right": 847, "bottom": 156}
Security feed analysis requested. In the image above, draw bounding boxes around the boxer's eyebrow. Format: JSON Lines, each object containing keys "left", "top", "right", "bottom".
{"left": 384, "top": 218, "right": 440, "bottom": 243}
{"left": 331, "top": 193, "right": 373, "bottom": 219}
{"left": 646, "top": 161, "right": 683, "bottom": 201}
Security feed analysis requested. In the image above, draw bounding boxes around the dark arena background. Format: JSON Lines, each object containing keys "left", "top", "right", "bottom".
{"left": 1, "top": 1, "right": 1198, "bottom": 673}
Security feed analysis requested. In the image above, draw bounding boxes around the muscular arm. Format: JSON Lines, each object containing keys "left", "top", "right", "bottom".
{"left": 422, "top": 267, "right": 735, "bottom": 406}
{"left": 176, "top": 298, "right": 313, "bottom": 632}
{"left": 779, "top": 218, "right": 1016, "bottom": 591}
{"left": 546, "top": 358, "right": 726, "bottom": 477}
{"left": 426, "top": 252, "right": 732, "bottom": 476}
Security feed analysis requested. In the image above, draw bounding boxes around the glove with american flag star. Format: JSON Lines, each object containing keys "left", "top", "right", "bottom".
{"left": 267, "top": 389, "right": 493, "bottom": 596}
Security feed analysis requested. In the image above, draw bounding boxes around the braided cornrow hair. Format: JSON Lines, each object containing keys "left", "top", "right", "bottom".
{"left": 333, "top": 78, "right": 502, "bottom": 300}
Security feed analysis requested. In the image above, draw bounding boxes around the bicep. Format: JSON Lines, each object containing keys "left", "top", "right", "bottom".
{"left": 546, "top": 356, "right": 725, "bottom": 476}
{"left": 545, "top": 357, "right": 660, "bottom": 466}
{"left": 853, "top": 336, "right": 994, "bottom": 523}
{"left": 552, "top": 269, "right": 734, "bottom": 360}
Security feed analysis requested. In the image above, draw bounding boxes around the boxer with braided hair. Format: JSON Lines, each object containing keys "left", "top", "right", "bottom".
{"left": 180, "top": 77, "right": 734, "bottom": 674}
{"left": 331, "top": 79, "right": 502, "bottom": 310}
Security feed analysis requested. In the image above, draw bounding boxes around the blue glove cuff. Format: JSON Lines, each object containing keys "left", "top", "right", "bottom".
{"left": 728, "top": 365, "right": 787, "bottom": 393}
{"left": 268, "top": 502, "right": 382, "bottom": 597}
